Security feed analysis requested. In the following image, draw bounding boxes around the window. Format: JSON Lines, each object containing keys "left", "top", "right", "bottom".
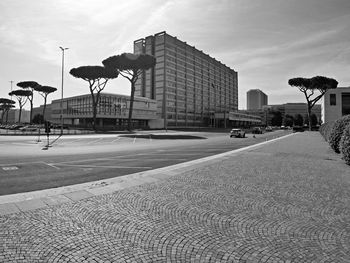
{"left": 342, "top": 93, "right": 350, "bottom": 115}
{"left": 330, "top": 94, "right": 336, "bottom": 105}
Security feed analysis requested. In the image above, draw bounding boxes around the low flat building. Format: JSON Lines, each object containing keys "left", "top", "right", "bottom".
{"left": 5, "top": 109, "right": 30, "bottom": 124}
{"left": 323, "top": 87, "right": 350, "bottom": 123}
{"left": 37, "top": 93, "right": 158, "bottom": 130}
{"left": 228, "top": 111, "right": 261, "bottom": 127}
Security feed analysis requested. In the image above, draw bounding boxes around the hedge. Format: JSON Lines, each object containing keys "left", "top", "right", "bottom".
{"left": 328, "top": 115, "right": 350, "bottom": 153}
{"left": 319, "top": 121, "right": 335, "bottom": 141}
{"left": 340, "top": 124, "right": 350, "bottom": 165}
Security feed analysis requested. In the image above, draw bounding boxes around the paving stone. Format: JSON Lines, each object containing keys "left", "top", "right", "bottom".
{"left": 0, "top": 133, "right": 349, "bottom": 262}
{"left": 15, "top": 199, "right": 47, "bottom": 212}
{"left": 0, "top": 203, "right": 20, "bottom": 215}
{"left": 63, "top": 190, "right": 94, "bottom": 201}
{"left": 41, "top": 195, "right": 72, "bottom": 206}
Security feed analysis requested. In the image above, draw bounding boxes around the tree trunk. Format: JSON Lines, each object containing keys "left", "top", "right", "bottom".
{"left": 1, "top": 110, "right": 4, "bottom": 123}
{"left": 42, "top": 96, "right": 47, "bottom": 122}
{"left": 29, "top": 99, "right": 33, "bottom": 124}
{"left": 92, "top": 95, "right": 97, "bottom": 132}
{"left": 5, "top": 109, "right": 9, "bottom": 124}
{"left": 18, "top": 106, "right": 22, "bottom": 123}
{"left": 307, "top": 104, "right": 312, "bottom": 131}
{"left": 128, "top": 81, "right": 136, "bottom": 132}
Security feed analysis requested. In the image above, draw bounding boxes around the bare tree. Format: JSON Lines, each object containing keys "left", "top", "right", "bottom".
{"left": 34, "top": 85, "right": 57, "bottom": 121}
{"left": 288, "top": 76, "right": 338, "bottom": 130}
{"left": 17, "top": 81, "right": 39, "bottom": 124}
{"left": 8, "top": 90, "right": 32, "bottom": 123}
{"left": 69, "top": 66, "right": 119, "bottom": 131}
{"left": 103, "top": 53, "right": 156, "bottom": 131}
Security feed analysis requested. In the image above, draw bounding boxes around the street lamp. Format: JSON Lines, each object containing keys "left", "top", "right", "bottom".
{"left": 59, "top": 46, "right": 68, "bottom": 135}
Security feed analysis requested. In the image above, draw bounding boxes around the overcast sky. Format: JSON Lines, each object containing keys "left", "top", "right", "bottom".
{"left": 1, "top": 0, "right": 349, "bottom": 110}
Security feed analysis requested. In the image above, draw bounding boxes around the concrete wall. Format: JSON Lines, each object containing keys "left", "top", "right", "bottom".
{"left": 323, "top": 87, "right": 349, "bottom": 123}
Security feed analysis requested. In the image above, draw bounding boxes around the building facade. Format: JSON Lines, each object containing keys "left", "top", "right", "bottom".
{"left": 247, "top": 89, "right": 268, "bottom": 110}
{"left": 240, "top": 103, "right": 322, "bottom": 126}
{"left": 133, "top": 31, "right": 238, "bottom": 128}
{"left": 323, "top": 87, "right": 350, "bottom": 123}
{"left": 46, "top": 93, "right": 157, "bottom": 130}
{"left": 5, "top": 109, "right": 30, "bottom": 124}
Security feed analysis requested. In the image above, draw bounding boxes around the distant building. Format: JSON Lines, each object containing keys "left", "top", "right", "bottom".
{"left": 6, "top": 109, "right": 30, "bottom": 124}
{"left": 247, "top": 89, "right": 268, "bottom": 110}
{"left": 133, "top": 31, "right": 238, "bottom": 128}
{"left": 240, "top": 103, "right": 322, "bottom": 126}
{"left": 32, "top": 105, "right": 52, "bottom": 121}
{"left": 323, "top": 87, "right": 350, "bottom": 123}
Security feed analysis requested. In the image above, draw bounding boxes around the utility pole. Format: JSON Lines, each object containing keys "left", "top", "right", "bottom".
{"left": 59, "top": 46, "right": 69, "bottom": 136}
{"left": 9, "top": 80, "right": 13, "bottom": 99}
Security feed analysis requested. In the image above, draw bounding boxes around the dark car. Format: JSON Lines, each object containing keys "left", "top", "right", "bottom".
{"left": 265, "top": 126, "right": 273, "bottom": 132}
{"left": 252, "top": 127, "right": 263, "bottom": 134}
{"left": 292, "top": 126, "right": 305, "bottom": 132}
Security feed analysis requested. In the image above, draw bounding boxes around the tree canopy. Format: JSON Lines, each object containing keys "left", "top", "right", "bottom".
{"left": 288, "top": 76, "right": 338, "bottom": 108}
{"left": 0, "top": 98, "right": 16, "bottom": 105}
{"left": 17, "top": 81, "right": 39, "bottom": 89}
{"left": 34, "top": 85, "right": 57, "bottom": 94}
{"left": 9, "top": 89, "right": 33, "bottom": 97}
{"left": 288, "top": 75, "right": 338, "bottom": 130}
{"left": 102, "top": 53, "right": 156, "bottom": 73}
{"left": 102, "top": 53, "right": 156, "bottom": 131}
{"left": 70, "top": 66, "right": 119, "bottom": 81}
{"left": 0, "top": 99, "right": 15, "bottom": 123}
{"left": 69, "top": 65, "right": 119, "bottom": 131}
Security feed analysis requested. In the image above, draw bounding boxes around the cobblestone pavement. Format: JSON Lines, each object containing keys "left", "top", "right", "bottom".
{"left": 0, "top": 132, "right": 349, "bottom": 262}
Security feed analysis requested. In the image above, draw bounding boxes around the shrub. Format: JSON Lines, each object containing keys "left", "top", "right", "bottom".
{"left": 319, "top": 121, "right": 335, "bottom": 141}
{"left": 328, "top": 115, "right": 350, "bottom": 153}
{"left": 340, "top": 124, "right": 350, "bottom": 165}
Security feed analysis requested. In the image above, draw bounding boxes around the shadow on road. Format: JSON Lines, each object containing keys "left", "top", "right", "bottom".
{"left": 120, "top": 134, "right": 207, "bottom": 140}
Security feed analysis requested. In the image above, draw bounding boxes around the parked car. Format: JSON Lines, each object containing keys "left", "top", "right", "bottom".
{"left": 52, "top": 124, "right": 69, "bottom": 129}
{"left": 292, "top": 126, "right": 305, "bottom": 132}
{"left": 19, "top": 125, "right": 38, "bottom": 132}
{"left": 252, "top": 127, "right": 263, "bottom": 134}
{"left": 8, "top": 124, "right": 24, "bottom": 130}
{"left": 230, "top": 128, "right": 245, "bottom": 138}
{"left": 265, "top": 126, "right": 273, "bottom": 132}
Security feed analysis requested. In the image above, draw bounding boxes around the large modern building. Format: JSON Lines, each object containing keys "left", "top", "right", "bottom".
{"left": 40, "top": 93, "right": 157, "bottom": 130}
{"left": 247, "top": 89, "right": 268, "bottom": 110}
{"left": 133, "top": 31, "right": 238, "bottom": 128}
{"left": 323, "top": 87, "right": 350, "bottom": 123}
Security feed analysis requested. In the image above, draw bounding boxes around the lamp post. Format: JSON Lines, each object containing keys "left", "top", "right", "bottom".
{"left": 59, "top": 46, "right": 68, "bottom": 135}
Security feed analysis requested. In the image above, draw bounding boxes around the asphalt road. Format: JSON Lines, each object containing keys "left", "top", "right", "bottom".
{"left": 0, "top": 130, "right": 290, "bottom": 195}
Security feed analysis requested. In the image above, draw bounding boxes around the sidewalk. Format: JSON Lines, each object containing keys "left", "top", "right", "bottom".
{"left": 0, "top": 132, "right": 349, "bottom": 262}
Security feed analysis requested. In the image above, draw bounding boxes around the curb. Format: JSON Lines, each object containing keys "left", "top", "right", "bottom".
{"left": 0, "top": 133, "right": 295, "bottom": 215}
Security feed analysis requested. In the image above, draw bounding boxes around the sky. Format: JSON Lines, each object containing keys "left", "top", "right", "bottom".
{"left": 1, "top": 0, "right": 350, "bottom": 110}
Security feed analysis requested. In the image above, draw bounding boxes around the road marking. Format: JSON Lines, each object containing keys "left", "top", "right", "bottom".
{"left": 2, "top": 166, "right": 18, "bottom": 171}
{"left": 58, "top": 138, "right": 84, "bottom": 145}
{"left": 85, "top": 138, "right": 103, "bottom": 145}
{"left": 0, "top": 161, "right": 44, "bottom": 166}
{"left": 44, "top": 163, "right": 60, "bottom": 170}
{"left": 140, "top": 153, "right": 198, "bottom": 156}
{"left": 11, "top": 142, "right": 38, "bottom": 146}
{"left": 112, "top": 137, "right": 121, "bottom": 143}
{"left": 53, "top": 164, "right": 152, "bottom": 169}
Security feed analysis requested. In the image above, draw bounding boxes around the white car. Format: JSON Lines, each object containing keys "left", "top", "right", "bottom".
{"left": 19, "top": 125, "right": 38, "bottom": 132}
{"left": 230, "top": 128, "right": 245, "bottom": 138}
